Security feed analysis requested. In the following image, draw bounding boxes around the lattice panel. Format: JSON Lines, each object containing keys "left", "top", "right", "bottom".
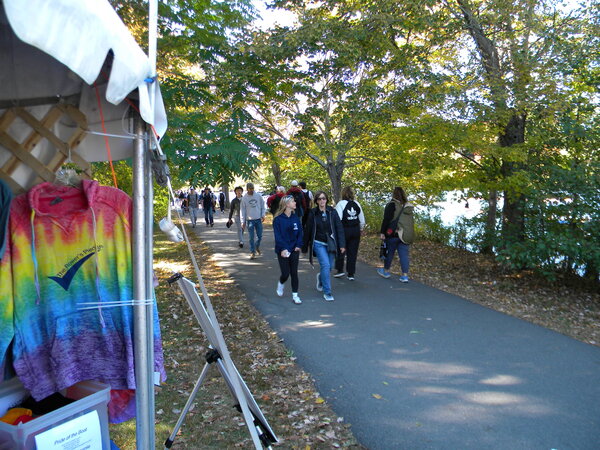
{"left": 0, "top": 104, "right": 90, "bottom": 193}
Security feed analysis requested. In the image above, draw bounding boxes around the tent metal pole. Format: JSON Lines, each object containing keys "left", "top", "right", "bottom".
{"left": 144, "top": 127, "right": 156, "bottom": 448}
{"left": 148, "top": 0, "right": 157, "bottom": 112}
{"left": 133, "top": 116, "right": 152, "bottom": 449}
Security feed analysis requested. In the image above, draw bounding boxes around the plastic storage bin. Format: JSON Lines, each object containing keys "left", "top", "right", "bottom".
{"left": 0, "top": 379, "right": 110, "bottom": 450}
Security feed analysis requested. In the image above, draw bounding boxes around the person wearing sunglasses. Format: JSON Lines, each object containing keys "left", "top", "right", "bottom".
{"left": 273, "top": 195, "right": 303, "bottom": 304}
{"left": 302, "top": 191, "right": 345, "bottom": 301}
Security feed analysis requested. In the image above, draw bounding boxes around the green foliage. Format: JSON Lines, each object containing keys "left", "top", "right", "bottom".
{"left": 413, "top": 211, "right": 453, "bottom": 246}
{"left": 91, "top": 160, "right": 171, "bottom": 223}
{"left": 112, "top": 0, "right": 269, "bottom": 187}
{"left": 91, "top": 161, "right": 133, "bottom": 195}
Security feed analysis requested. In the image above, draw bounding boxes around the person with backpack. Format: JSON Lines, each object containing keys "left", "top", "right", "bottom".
{"left": 377, "top": 186, "right": 415, "bottom": 282}
{"left": 228, "top": 186, "right": 244, "bottom": 248}
{"left": 219, "top": 191, "right": 226, "bottom": 213}
{"left": 201, "top": 187, "right": 215, "bottom": 227}
{"left": 286, "top": 180, "right": 306, "bottom": 220}
{"left": 187, "top": 187, "right": 200, "bottom": 228}
{"left": 299, "top": 181, "right": 313, "bottom": 227}
{"left": 267, "top": 186, "right": 285, "bottom": 215}
{"left": 334, "top": 187, "right": 365, "bottom": 281}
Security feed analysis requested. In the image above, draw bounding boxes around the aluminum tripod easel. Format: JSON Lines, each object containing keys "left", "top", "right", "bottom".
{"left": 164, "top": 273, "right": 278, "bottom": 449}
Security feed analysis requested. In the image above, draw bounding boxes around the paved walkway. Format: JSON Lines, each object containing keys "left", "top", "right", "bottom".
{"left": 191, "top": 212, "right": 600, "bottom": 449}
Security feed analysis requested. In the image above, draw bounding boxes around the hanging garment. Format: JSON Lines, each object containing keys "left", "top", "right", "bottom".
{"left": 0, "top": 180, "right": 166, "bottom": 421}
{"left": 0, "top": 179, "right": 12, "bottom": 260}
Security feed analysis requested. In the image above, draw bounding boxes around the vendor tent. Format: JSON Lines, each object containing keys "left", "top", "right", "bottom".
{"left": 1, "top": 0, "right": 166, "bottom": 447}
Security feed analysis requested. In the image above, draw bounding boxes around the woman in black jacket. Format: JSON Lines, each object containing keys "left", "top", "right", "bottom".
{"left": 302, "top": 191, "right": 345, "bottom": 301}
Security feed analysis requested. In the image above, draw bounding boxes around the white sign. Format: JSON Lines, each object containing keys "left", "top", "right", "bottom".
{"left": 34, "top": 410, "right": 102, "bottom": 450}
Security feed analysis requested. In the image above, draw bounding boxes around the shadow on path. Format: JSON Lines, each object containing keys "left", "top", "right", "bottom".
{"left": 190, "top": 211, "right": 600, "bottom": 449}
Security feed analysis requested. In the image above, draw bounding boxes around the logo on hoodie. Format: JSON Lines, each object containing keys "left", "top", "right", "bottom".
{"left": 48, "top": 245, "right": 103, "bottom": 290}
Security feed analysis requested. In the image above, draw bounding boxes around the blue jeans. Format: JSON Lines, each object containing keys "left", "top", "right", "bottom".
{"left": 190, "top": 207, "right": 199, "bottom": 224}
{"left": 384, "top": 237, "right": 410, "bottom": 274}
{"left": 234, "top": 216, "right": 244, "bottom": 244}
{"left": 247, "top": 219, "right": 263, "bottom": 253}
{"left": 313, "top": 241, "right": 335, "bottom": 295}
{"left": 204, "top": 207, "right": 213, "bottom": 225}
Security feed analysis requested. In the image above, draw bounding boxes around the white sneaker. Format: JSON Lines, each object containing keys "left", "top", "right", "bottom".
{"left": 292, "top": 293, "right": 302, "bottom": 304}
{"left": 333, "top": 271, "right": 346, "bottom": 278}
{"left": 276, "top": 282, "right": 284, "bottom": 297}
{"left": 323, "top": 293, "right": 334, "bottom": 302}
{"left": 316, "top": 273, "right": 323, "bottom": 292}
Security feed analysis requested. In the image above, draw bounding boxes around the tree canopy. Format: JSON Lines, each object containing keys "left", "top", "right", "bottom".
{"left": 110, "top": 0, "right": 599, "bottom": 282}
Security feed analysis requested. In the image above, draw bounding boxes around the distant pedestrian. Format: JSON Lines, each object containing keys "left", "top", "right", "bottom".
{"left": 210, "top": 189, "right": 217, "bottom": 213}
{"left": 241, "top": 182, "right": 266, "bottom": 259}
{"left": 378, "top": 186, "right": 415, "bottom": 282}
{"left": 302, "top": 191, "right": 345, "bottom": 302}
{"left": 299, "top": 181, "right": 313, "bottom": 227}
{"left": 334, "top": 187, "right": 365, "bottom": 280}
{"left": 178, "top": 190, "right": 185, "bottom": 210}
{"left": 287, "top": 180, "right": 307, "bottom": 220}
{"left": 202, "top": 187, "right": 215, "bottom": 227}
{"left": 267, "top": 186, "right": 285, "bottom": 215}
{"left": 273, "top": 195, "right": 303, "bottom": 304}
{"left": 219, "top": 191, "right": 226, "bottom": 213}
{"left": 188, "top": 187, "right": 200, "bottom": 228}
{"left": 228, "top": 186, "right": 245, "bottom": 248}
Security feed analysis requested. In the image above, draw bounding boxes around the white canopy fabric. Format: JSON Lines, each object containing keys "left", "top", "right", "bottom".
{"left": 0, "top": 0, "right": 167, "bottom": 191}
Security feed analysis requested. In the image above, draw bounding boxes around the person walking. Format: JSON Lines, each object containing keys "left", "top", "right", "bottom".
{"left": 378, "top": 186, "right": 415, "bottom": 282}
{"left": 201, "top": 187, "right": 215, "bottom": 227}
{"left": 334, "top": 186, "right": 365, "bottom": 280}
{"left": 228, "top": 186, "right": 245, "bottom": 248}
{"left": 273, "top": 195, "right": 303, "bottom": 304}
{"left": 267, "top": 186, "right": 285, "bottom": 215}
{"left": 299, "top": 181, "right": 313, "bottom": 228}
{"left": 302, "top": 191, "right": 345, "bottom": 301}
{"left": 188, "top": 187, "right": 200, "bottom": 228}
{"left": 219, "top": 191, "right": 226, "bottom": 213}
{"left": 241, "top": 182, "right": 266, "bottom": 259}
{"left": 286, "top": 180, "right": 307, "bottom": 220}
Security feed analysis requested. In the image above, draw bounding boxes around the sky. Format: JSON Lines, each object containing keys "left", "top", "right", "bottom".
{"left": 252, "top": 0, "right": 296, "bottom": 30}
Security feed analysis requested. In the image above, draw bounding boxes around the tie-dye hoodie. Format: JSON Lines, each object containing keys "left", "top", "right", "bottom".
{"left": 0, "top": 180, "right": 166, "bottom": 416}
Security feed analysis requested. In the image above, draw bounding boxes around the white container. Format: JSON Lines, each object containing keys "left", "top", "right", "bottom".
{"left": 0, "top": 379, "right": 110, "bottom": 450}
{"left": 159, "top": 217, "right": 183, "bottom": 242}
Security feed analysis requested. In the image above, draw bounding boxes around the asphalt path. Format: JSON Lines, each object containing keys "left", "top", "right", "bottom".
{"left": 190, "top": 211, "right": 600, "bottom": 449}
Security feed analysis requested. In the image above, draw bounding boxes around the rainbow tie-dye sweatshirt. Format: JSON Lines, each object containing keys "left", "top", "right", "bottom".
{"left": 0, "top": 180, "right": 166, "bottom": 409}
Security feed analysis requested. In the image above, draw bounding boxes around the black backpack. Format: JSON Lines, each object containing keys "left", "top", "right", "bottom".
{"left": 302, "top": 190, "right": 312, "bottom": 211}
{"left": 291, "top": 190, "right": 305, "bottom": 215}
{"left": 341, "top": 200, "right": 361, "bottom": 227}
{"left": 269, "top": 195, "right": 281, "bottom": 215}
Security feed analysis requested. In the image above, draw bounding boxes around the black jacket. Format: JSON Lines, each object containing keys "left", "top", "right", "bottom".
{"left": 302, "top": 206, "right": 346, "bottom": 266}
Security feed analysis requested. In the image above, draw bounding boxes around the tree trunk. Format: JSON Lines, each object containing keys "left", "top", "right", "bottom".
{"left": 327, "top": 161, "right": 344, "bottom": 203}
{"left": 500, "top": 113, "right": 527, "bottom": 244}
{"left": 271, "top": 162, "right": 282, "bottom": 187}
{"left": 481, "top": 190, "right": 497, "bottom": 254}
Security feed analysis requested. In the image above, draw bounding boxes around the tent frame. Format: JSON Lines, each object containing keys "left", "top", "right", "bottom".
{"left": 1, "top": 0, "right": 162, "bottom": 447}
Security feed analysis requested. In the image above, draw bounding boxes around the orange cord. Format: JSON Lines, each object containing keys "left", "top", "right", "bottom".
{"left": 125, "top": 97, "right": 160, "bottom": 139}
{"left": 94, "top": 83, "right": 119, "bottom": 189}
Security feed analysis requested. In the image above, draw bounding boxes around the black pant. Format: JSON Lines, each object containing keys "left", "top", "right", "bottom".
{"left": 277, "top": 250, "right": 300, "bottom": 292}
{"left": 336, "top": 226, "right": 361, "bottom": 276}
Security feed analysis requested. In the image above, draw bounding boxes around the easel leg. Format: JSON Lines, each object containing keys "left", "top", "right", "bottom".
{"left": 164, "top": 361, "right": 212, "bottom": 449}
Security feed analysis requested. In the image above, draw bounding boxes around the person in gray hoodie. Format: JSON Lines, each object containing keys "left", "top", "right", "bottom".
{"left": 241, "top": 182, "right": 266, "bottom": 259}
